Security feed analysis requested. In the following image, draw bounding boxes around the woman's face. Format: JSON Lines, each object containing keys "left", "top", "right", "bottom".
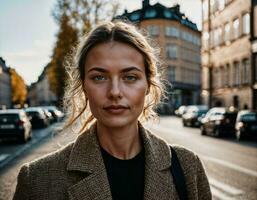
{"left": 83, "top": 41, "right": 149, "bottom": 129}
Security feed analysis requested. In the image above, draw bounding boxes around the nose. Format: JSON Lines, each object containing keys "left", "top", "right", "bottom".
{"left": 108, "top": 78, "right": 122, "bottom": 99}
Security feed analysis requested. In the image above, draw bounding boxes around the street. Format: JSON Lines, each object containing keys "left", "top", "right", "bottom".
{"left": 0, "top": 116, "right": 257, "bottom": 200}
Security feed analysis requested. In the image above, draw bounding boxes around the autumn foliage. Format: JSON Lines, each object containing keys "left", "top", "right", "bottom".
{"left": 9, "top": 68, "right": 27, "bottom": 107}
{"left": 47, "top": 0, "right": 120, "bottom": 105}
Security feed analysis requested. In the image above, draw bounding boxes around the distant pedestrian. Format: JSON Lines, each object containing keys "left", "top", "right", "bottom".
{"left": 13, "top": 21, "right": 211, "bottom": 200}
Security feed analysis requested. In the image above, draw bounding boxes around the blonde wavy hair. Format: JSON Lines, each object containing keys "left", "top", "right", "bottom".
{"left": 63, "top": 20, "right": 166, "bottom": 134}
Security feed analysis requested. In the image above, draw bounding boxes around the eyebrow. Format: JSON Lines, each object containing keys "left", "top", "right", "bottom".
{"left": 87, "top": 66, "right": 143, "bottom": 73}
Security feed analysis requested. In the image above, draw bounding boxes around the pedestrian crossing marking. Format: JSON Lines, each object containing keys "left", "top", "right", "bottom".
{"left": 0, "top": 154, "right": 9, "bottom": 162}
{"left": 209, "top": 178, "right": 244, "bottom": 195}
{"left": 202, "top": 155, "right": 257, "bottom": 178}
{"left": 211, "top": 186, "right": 237, "bottom": 200}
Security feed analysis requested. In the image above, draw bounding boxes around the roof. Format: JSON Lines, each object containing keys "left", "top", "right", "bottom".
{"left": 115, "top": 2, "right": 199, "bottom": 31}
{"left": 0, "top": 109, "right": 24, "bottom": 114}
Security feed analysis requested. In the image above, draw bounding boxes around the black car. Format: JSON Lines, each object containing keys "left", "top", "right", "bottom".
{"left": 0, "top": 109, "right": 32, "bottom": 142}
{"left": 182, "top": 105, "right": 208, "bottom": 127}
{"left": 25, "top": 108, "right": 49, "bottom": 128}
{"left": 235, "top": 110, "right": 257, "bottom": 141}
{"left": 201, "top": 107, "right": 238, "bottom": 137}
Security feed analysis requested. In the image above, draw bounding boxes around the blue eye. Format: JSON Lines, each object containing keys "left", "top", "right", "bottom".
{"left": 124, "top": 75, "right": 137, "bottom": 81}
{"left": 92, "top": 75, "right": 106, "bottom": 81}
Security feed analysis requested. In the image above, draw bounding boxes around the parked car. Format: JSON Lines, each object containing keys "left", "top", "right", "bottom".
{"left": 182, "top": 105, "right": 208, "bottom": 127}
{"left": 41, "top": 108, "right": 54, "bottom": 124}
{"left": 43, "top": 106, "right": 64, "bottom": 122}
{"left": 0, "top": 109, "right": 32, "bottom": 143}
{"left": 175, "top": 105, "right": 189, "bottom": 117}
{"left": 235, "top": 110, "right": 257, "bottom": 141}
{"left": 25, "top": 107, "right": 49, "bottom": 128}
{"left": 200, "top": 107, "right": 238, "bottom": 137}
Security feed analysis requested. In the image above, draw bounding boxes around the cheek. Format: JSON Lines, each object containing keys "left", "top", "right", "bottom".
{"left": 125, "top": 84, "right": 148, "bottom": 106}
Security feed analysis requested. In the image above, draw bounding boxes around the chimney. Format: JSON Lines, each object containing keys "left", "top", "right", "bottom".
{"left": 142, "top": 0, "right": 150, "bottom": 8}
{"left": 174, "top": 4, "right": 180, "bottom": 13}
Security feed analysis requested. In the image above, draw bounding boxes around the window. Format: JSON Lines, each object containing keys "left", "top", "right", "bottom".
{"left": 224, "top": 23, "right": 230, "bottom": 42}
{"left": 168, "top": 65, "right": 175, "bottom": 81}
{"left": 164, "top": 10, "right": 172, "bottom": 18}
{"left": 224, "top": 64, "right": 230, "bottom": 86}
{"left": 165, "top": 26, "right": 179, "bottom": 37}
{"left": 242, "top": 13, "right": 250, "bottom": 34}
{"left": 147, "top": 25, "right": 159, "bottom": 36}
{"left": 255, "top": 55, "right": 257, "bottom": 81}
{"left": 210, "top": 0, "right": 218, "bottom": 14}
{"left": 166, "top": 44, "right": 178, "bottom": 59}
{"left": 233, "top": 18, "right": 240, "bottom": 39}
{"left": 242, "top": 59, "right": 250, "bottom": 84}
{"left": 233, "top": 62, "right": 240, "bottom": 86}
{"left": 214, "top": 27, "right": 222, "bottom": 46}
{"left": 218, "top": 0, "right": 225, "bottom": 11}
{"left": 202, "top": 0, "right": 208, "bottom": 20}
{"left": 220, "top": 66, "right": 225, "bottom": 87}
{"left": 145, "top": 9, "right": 157, "bottom": 18}
{"left": 130, "top": 13, "right": 140, "bottom": 21}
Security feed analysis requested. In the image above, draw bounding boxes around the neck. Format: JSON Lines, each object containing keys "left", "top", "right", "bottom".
{"left": 96, "top": 122, "right": 142, "bottom": 160}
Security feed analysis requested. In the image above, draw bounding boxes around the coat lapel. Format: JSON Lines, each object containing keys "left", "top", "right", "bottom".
{"left": 66, "top": 122, "right": 175, "bottom": 200}
{"left": 67, "top": 123, "right": 112, "bottom": 200}
{"left": 139, "top": 123, "right": 177, "bottom": 200}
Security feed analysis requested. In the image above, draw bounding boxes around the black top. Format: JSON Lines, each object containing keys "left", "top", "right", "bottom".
{"left": 101, "top": 147, "right": 145, "bottom": 200}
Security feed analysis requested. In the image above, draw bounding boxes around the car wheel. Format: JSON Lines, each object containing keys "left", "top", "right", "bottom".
{"left": 236, "top": 130, "right": 243, "bottom": 141}
{"left": 201, "top": 126, "right": 206, "bottom": 135}
{"left": 28, "top": 129, "right": 32, "bottom": 140}
{"left": 183, "top": 121, "right": 186, "bottom": 127}
{"left": 18, "top": 133, "right": 27, "bottom": 143}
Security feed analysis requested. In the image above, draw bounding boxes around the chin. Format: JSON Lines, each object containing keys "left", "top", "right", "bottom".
{"left": 98, "top": 117, "right": 138, "bottom": 129}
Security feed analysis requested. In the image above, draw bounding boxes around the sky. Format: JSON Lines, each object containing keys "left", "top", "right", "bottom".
{"left": 0, "top": 0, "right": 201, "bottom": 85}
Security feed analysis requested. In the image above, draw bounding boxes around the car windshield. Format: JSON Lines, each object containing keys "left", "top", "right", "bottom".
{"left": 0, "top": 114, "right": 19, "bottom": 122}
{"left": 241, "top": 113, "right": 257, "bottom": 122}
{"left": 26, "top": 111, "right": 40, "bottom": 117}
{"left": 224, "top": 112, "right": 237, "bottom": 121}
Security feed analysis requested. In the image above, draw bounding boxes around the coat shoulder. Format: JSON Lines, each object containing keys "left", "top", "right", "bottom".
{"left": 27, "top": 141, "right": 74, "bottom": 171}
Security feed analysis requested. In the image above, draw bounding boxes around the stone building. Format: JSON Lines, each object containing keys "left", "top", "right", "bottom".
{"left": 0, "top": 57, "right": 12, "bottom": 109}
{"left": 28, "top": 64, "right": 57, "bottom": 107}
{"left": 251, "top": 0, "right": 257, "bottom": 109}
{"left": 201, "top": 0, "right": 256, "bottom": 109}
{"left": 116, "top": 0, "right": 201, "bottom": 113}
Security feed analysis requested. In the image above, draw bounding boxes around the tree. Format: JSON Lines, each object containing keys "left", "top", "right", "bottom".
{"left": 47, "top": 13, "right": 79, "bottom": 104}
{"left": 9, "top": 68, "right": 27, "bottom": 107}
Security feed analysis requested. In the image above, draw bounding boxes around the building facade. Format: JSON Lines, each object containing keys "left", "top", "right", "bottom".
{"left": 201, "top": 0, "right": 256, "bottom": 109}
{"left": 251, "top": 0, "right": 257, "bottom": 109}
{"left": 117, "top": 0, "right": 202, "bottom": 113}
{"left": 28, "top": 65, "right": 57, "bottom": 107}
{"left": 0, "top": 57, "right": 12, "bottom": 109}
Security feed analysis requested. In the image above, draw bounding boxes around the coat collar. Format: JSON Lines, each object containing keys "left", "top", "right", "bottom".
{"left": 67, "top": 121, "right": 172, "bottom": 200}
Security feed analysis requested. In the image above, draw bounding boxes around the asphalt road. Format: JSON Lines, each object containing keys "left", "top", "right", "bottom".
{"left": 145, "top": 116, "right": 257, "bottom": 200}
{"left": 0, "top": 117, "right": 256, "bottom": 200}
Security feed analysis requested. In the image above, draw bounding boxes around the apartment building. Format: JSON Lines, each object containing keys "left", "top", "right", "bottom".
{"left": 116, "top": 0, "right": 201, "bottom": 112}
{"left": 27, "top": 64, "right": 57, "bottom": 106}
{"left": 0, "top": 57, "right": 12, "bottom": 109}
{"left": 251, "top": 0, "right": 257, "bottom": 109}
{"left": 201, "top": 0, "right": 256, "bottom": 109}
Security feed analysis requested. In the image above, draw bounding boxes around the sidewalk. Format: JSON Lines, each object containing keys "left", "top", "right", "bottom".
{"left": 0, "top": 124, "right": 78, "bottom": 200}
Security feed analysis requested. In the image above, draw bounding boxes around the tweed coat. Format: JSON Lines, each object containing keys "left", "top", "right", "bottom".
{"left": 13, "top": 122, "right": 211, "bottom": 200}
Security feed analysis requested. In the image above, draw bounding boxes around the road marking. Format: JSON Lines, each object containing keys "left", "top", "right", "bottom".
{"left": 202, "top": 156, "right": 257, "bottom": 178}
{"left": 211, "top": 186, "right": 237, "bottom": 200}
{"left": 0, "top": 154, "right": 9, "bottom": 162}
{"left": 209, "top": 178, "right": 244, "bottom": 196}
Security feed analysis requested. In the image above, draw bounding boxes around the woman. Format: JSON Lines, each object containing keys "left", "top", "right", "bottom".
{"left": 13, "top": 21, "right": 211, "bottom": 200}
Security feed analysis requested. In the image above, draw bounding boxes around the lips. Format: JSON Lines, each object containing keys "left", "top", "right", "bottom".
{"left": 103, "top": 105, "right": 129, "bottom": 114}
